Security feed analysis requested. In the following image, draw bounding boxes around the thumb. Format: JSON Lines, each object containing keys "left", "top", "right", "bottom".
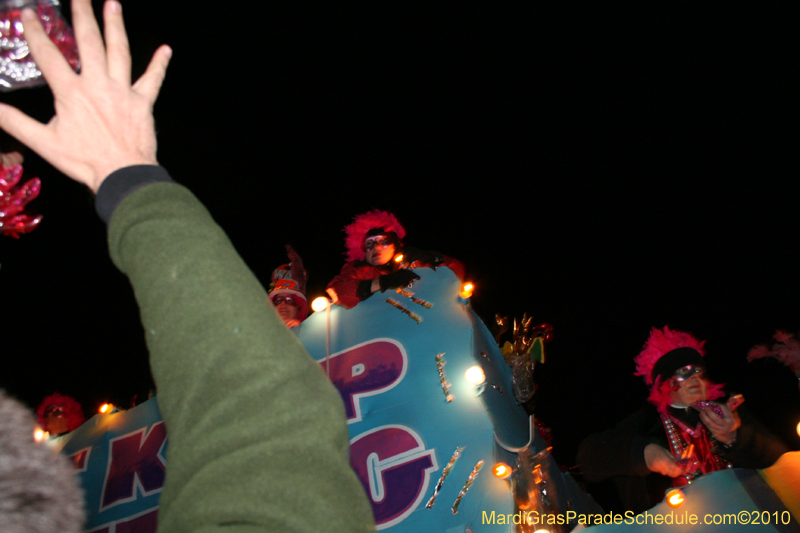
{"left": 0, "top": 104, "right": 51, "bottom": 157}
{"left": 132, "top": 45, "right": 172, "bottom": 105}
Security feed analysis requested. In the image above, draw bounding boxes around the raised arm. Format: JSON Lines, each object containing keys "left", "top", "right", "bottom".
{"left": 0, "top": 2, "right": 374, "bottom": 531}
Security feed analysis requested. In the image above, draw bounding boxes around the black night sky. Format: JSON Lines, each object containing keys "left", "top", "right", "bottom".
{"left": 1, "top": 2, "right": 798, "bottom": 470}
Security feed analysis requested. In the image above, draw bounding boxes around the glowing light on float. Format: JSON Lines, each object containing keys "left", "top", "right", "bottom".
{"left": 492, "top": 462, "right": 512, "bottom": 479}
{"left": 460, "top": 282, "right": 474, "bottom": 298}
{"left": 34, "top": 427, "right": 48, "bottom": 442}
{"left": 99, "top": 403, "right": 114, "bottom": 414}
{"left": 465, "top": 366, "right": 486, "bottom": 386}
{"left": 311, "top": 296, "right": 330, "bottom": 312}
{"left": 666, "top": 488, "right": 685, "bottom": 508}
{"left": 394, "top": 254, "right": 404, "bottom": 263}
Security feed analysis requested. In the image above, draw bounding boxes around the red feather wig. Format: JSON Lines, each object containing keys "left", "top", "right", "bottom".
{"left": 344, "top": 210, "right": 406, "bottom": 262}
{"left": 35, "top": 393, "right": 85, "bottom": 433}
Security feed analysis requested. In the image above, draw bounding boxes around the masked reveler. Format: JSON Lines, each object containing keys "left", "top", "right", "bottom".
{"left": 267, "top": 245, "right": 309, "bottom": 328}
{"left": 326, "top": 209, "right": 464, "bottom": 309}
{"left": 35, "top": 393, "right": 85, "bottom": 437}
{"left": 577, "top": 326, "right": 788, "bottom": 513}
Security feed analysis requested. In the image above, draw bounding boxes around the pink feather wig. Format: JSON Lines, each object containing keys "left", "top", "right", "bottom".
{"left": 634, "top": 326, "right": 706, "bottom": 386}
{"left": 635, "top": 326, "right": 723, "bottom": 412}
{"left": 344, "top": 210, "right": 406, "bottom": 262}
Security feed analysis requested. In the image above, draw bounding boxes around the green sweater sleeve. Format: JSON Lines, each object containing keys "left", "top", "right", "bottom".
{"left": 106, "top": 179, "right": 375, "bottom": 533}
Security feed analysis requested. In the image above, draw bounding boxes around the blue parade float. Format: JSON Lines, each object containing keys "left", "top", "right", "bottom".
{"left": 55, "top": 266, "right": 798, "bottom": 532}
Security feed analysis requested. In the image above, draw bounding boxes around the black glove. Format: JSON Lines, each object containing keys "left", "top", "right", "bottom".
{"left": 379, "top": 269, "right": 421, "bottom": 292}
{"left": 402, "top": 246, "right": 445, "bottom": 268}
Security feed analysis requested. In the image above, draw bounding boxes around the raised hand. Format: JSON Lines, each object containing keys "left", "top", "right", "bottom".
{"left": 0, "top": 0, "right": 171, "bottom": 192}
{"left": 699, "top": 403, "right": 740, "bottom": 445}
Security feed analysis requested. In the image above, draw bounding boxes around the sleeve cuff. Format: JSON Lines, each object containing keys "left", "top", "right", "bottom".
{"left": 356, "top": 279, "right": 375, "bottom": 301}
{"left": 95, "top": 165, "right": 173, "bottom": 225}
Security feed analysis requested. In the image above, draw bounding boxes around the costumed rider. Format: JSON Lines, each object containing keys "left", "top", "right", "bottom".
{"left": 35, "top": 392, "right": 85, "bottom": 437}
{"left": 576, "top": 326, "right": 788, "bottom": 513}
{"left": 326, "top": 209, "right": 464, "bottom": 309}
{"left": 268, "top": 245, "right": 309, "bottom": 328}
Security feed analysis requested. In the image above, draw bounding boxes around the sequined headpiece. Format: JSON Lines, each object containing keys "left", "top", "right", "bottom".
{"left": 268, "top": 263, "right": 308, "bottom": 320}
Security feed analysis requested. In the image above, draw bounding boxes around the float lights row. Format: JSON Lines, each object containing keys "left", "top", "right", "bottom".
{"left": 666, "top": 488, "right": 685, "bottom": 508}
{"left": 310, "top": 280, "right": 474, "bottom": 310}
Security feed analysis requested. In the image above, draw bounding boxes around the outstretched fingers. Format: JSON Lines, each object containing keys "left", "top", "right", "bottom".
{"left": 132, "top": 45, "right": 172, "bottom": 105}
{"left": 103, "top": 0, "right": 131, "bottom": 85}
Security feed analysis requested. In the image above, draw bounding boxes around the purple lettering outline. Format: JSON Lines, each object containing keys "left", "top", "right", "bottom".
{"left": 317, "top": 338, "right": 408, "bottom": 424}
{"left": 351, "top": 425, "right": 438, "bottom": 530}
{"left": 99, "top": 423, "right": 167, "bottom": 512}
{"left": 87, "top": 506, "right": 159, "bottom": 533}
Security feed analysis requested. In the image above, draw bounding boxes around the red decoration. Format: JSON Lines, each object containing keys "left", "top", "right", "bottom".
{"left": 0, "top": 162, "right": 42, "bottom": 238}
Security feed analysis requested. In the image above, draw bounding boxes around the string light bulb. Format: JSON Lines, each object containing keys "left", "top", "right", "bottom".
{"left": 311, "top": 296, "right": 330, "bottom": 312}
{"left": 666, "top": 488, "right": 685, "bottom": 508}
{"left": 492, "top": 462, "right": 512, "bottom": 479}
{"left": 99, "top": 403, "right": 113, "bottom": 414}
{"left": 460, "top": 282, "right": 474, "bottom": 298}
{"left": 465, "top": 366, "right": 486, "bottom": 386}
{"left": 33, "top": 427, "right": 48, "bottom": 442}
{"left": 394, "top": 254, "right": 404, "bottom": 263}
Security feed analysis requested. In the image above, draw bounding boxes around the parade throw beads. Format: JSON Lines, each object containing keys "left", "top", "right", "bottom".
{"left": 1, "top": 0, "right": 79, "bottom": 91}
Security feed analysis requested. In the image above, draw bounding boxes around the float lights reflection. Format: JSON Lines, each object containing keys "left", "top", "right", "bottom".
{"left": 460, "top": 282, "right": 474, "bottom": 298}
{"left": 492, "top": 462, "right": 512, "bottom": 479}
{"left": 465, "top": 366, "right": 486, "bottom": 386}
{"left": 99, "top": 403, "right": 114, "bottom": 414}
{"left": 33, "top": 427, "right": 48, "bottom": 442}
{"left": 666, "top": 488, "right": 685, "bottom": 508}
{"left": 311, "top": 296, "right": 330, "bottom": 312}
